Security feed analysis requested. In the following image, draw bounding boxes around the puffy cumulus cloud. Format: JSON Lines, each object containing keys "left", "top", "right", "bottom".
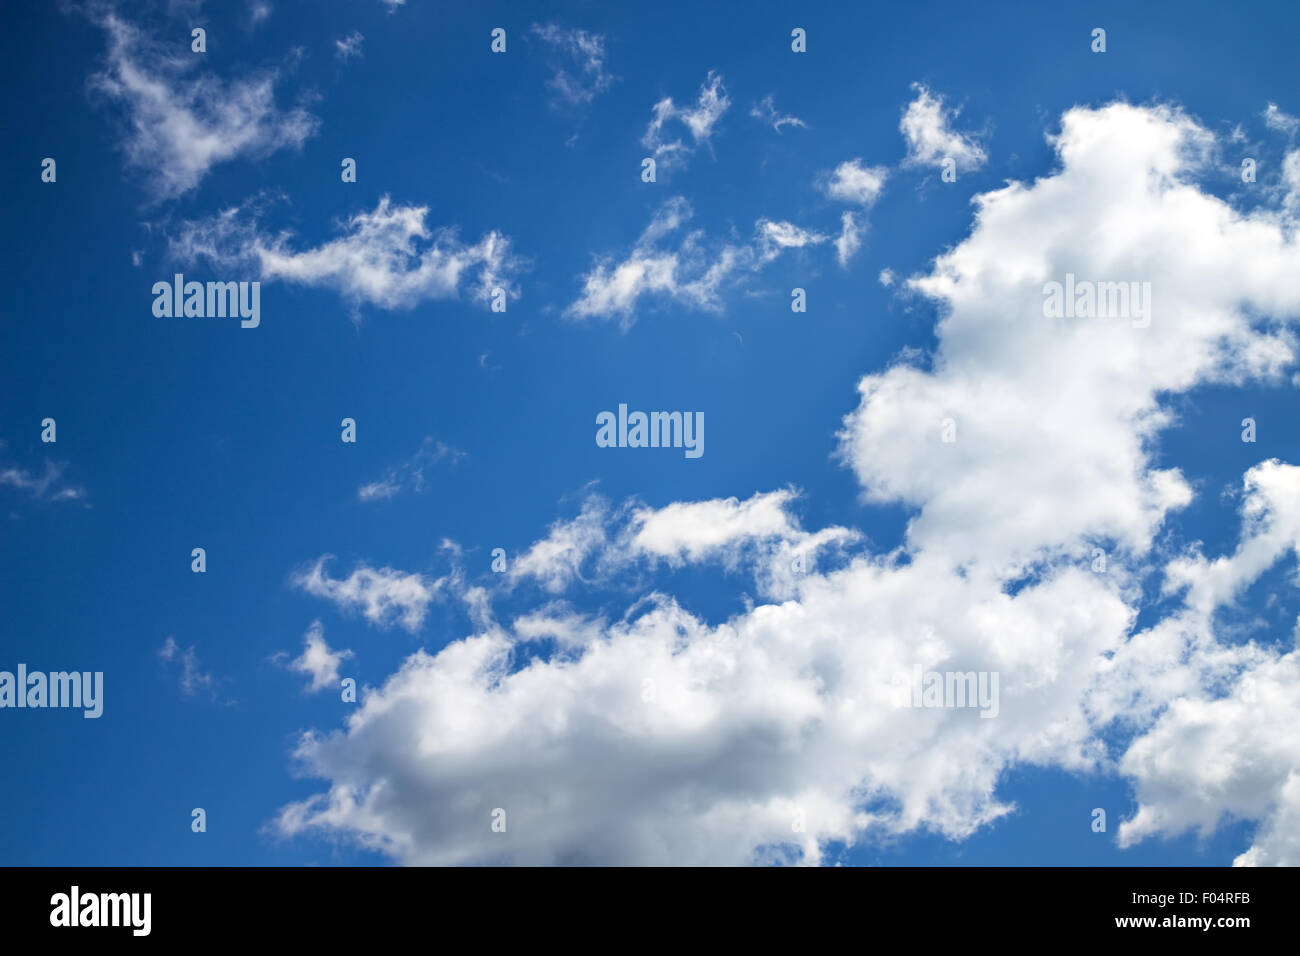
{"left": 89, "top": 12, "right": 317, "bottom": 200}
{"left": 501, "top": 489, "right": 857, "bottom": 600}
{"left": 271, "top": 477, "right": 1297, "bottom": 865}
{"left": 275, "top": 520, "right": 1131, "bottom": 865}
{"left": 275, "top": 103, "right": 1300, "bottom": 866}
{"left": 291, "top": 557, "right": 446, "bottom": 633}
{"left": 625, "top": 489, "right": 857, "bottom": 597}
{"left": 900, "top": 83, "right": 986, "bottom": 172}
{"left": 818, "top": 160, "right": 888, "bottom": 266}
{"left": 755, "top": 219, "right": 828, "bottom": 251}
{"left": 1093, "top": 462, "right": 1300, "bottom": 866}
{"left": 842, "top": 102, "right": 1300, "bottom": 570}
{"left": 566, "top": 198, "right": 826, "bottom": 327}
{"left": 171, "top": 197, "right": 523, "bottom": 312}
{"left": 642, "top": 71, "right": 730, "bottom": 169}
{"left": 1078, "top": 486, "right": 1300, "bottom": 758}
{"left": 821, "top": 159, "right": 889, "bottom": 206}
{"left": 1116, "top": 642, "right": 1300, "bottom": 867}
{"left": 629, "top": 489, "right": 823, "bottom": 563}
{"left": 279, "top": 621, "right": 354, "bottom": 693}
{"left": 531, "top": 24, "right": 614, "bottom": 107}
{"left": 1162, "top": 460, "right": 1300, "bottom": 617}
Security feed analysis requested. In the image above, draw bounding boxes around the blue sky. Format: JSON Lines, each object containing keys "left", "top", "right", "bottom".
{"left": 3, "top": 0, "right": 1300, "bottom": 866}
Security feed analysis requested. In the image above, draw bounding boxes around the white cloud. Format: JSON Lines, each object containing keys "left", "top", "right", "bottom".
{"left": 507, "top": 496, "right": 612, "bottom": 593}
{"left": 275, "top": 506, "right": 1128, "bottom": 864}
{"left": 531, "top": 24, "right": 613, "bottom": 106}
{"left": 845, "top": 102, "right": 1300, "bottom": 569}
{"left": 626, "top": 490, "right": 857, "bottom": 598}
{"left": 755, "top": 220, "right": 828, "bottom": 250}
{"left": 900, "top": 83, "right": 987, "bottom": 172}
{"left": 1282, "top": 150, "right": 1300, "bottom": 217}
{"left": 272, "top": 469, "right": 1300, "bottom": 864}
{"left": 1106, "top": 462, "right": 1300, "bottom": 865}
{"left": 358, "top": 438, "right": 463, "bottom": 502}
{"left": 356, "top": 477, "right": 399, "bottom": 502}
{"left": 566, "top": 198, "right": 825, "bottom": 327}
{"left": 628, "top": 489, "right": 804, "bottom": 561}
{"left": 89, "top": 12, "right": 317, "bottom": 200}
{"left": 274, "top": 102, "right": 1300, "bottom": 866}
{"left": 171, "top": 197, "right": 523, "bottom": 311}
{"left": 1162, "top": 460, "right": 1300, "bottom": 617}
{"left": 834, "top": 212, "right": 862, "bottom": 267}
{"left": 335, "top": 32, "right": 364, "bottom": 61}
{"left": 292, "top": 557, "right": 445, "bottom": 633}
{"left": 503, "top": 489, "right": 857, "bottom": 599}
{"left": 821, "top": 159, "right": 889, "bottom": 206}
{"left": 642, "top": 71, "right": 730, "bottom": 169}
{"left": 510, "top": 603, "right": 611, "bottom": 650}
{"left": 1122, "top": 644, "right": 1300, "bottom": 867}
{"left": 281, "top": 621, "right": 354, "bottom": 693}
{"left": 818, "top": 160, "right": 888, "bottom": 266}
{"left": 0, "top": 459, "right": 85, "bottom": 503}
{"left": 1263, "top": 102, "right": 1299, "bottom": 136}
{"left": 750, "top": 95, "right": 805, "bottom": 133}
{"left": 158, "top": 637, "right": 217, "bottom": 698}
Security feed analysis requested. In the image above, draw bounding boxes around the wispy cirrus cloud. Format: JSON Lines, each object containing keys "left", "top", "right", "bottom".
{"left": 566, "top": 197, "right": 825, "bottom": 327}
{"left": 750, "top": 94, "right": 805, "bottom": 133}
{"left": 335, "top": 31, "right": 364, "bottom": 62}
{"left": 531, "top": 23, "right": 614, "bottom": 107}
{"left": 88, "top": 11, "right": 318, "bottom": 200}
{"left": 292, "top": 556, "right": 446, "bottom": 633}
{"left": 171, "top": 197, "right": 524, "bottom": 313}
{"left": 248, "top": 2, "right": 273, "bottom": 27}
{"left": 1263, "top": 102, "right": 1299, "bottom": 136}
{"left": 158, "top": 637, "right": 218, "bottom": 699}
{"left": 642, "top": 71, "right": 730, "bottom": 170}
{"left": 0, "top": 457, "right": 86, "bottom": 504}
{"left": 832, "top": 212, "right": 863, "bottom": 267}
{"left": 358, "top": 438, "right": 464, "bottom": 502}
